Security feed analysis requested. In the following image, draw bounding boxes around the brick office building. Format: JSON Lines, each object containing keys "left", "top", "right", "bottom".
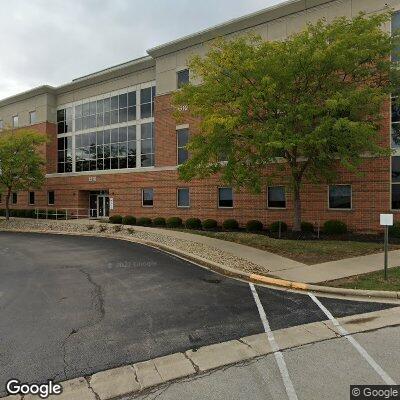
{"left": 0, "top": 0, "right": 400, "bottom": 232}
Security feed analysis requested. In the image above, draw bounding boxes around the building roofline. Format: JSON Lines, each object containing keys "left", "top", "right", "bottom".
{"left": 147, "top": 0, "right": 333, "bottom": 57}
{"left": 0, "top": 56, "right": 155, "bottom": 105}
{"left": 0, "top": 85, "right": 56, "bottom": 108}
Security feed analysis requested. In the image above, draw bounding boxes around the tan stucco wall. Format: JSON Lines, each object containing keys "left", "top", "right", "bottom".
{"left": 154, "top": 0, "right": 400, "bottom": 95}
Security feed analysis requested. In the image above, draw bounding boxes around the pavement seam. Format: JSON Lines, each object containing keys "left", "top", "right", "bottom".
{"left": 85, "top": 376, "right": 101, "bottom": 400}
{"left": 183, "top": 352, "right": 200, "bottom": 373}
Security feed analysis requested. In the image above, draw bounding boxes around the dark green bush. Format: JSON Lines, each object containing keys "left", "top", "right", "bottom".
{"left": 153, "top": 217, "right": 166, "bottom": 227}
{"left": 323, "top": 220, "right": 348, "bottom": 235}
{"left": 389, "top": 222, "right": 400, "bottom": 238}
{"left": 122, "top": 215, "right": 136, "bottom": 225}
{"left": 301, "top": 222, "right": 315, "bottom": 233}
{"left": 269, "top": 221, "right": 288, "bottom": 233}
{"left": 166, "top": 217, "right": 183, "bottom": 228}
{"left": 185, "top": 218, "right": 202, "bottom": 230}
{"left": 109, "top": 215, "right": 123, "bottom": 224}
{"left": 222, "top": 219, "right": 239, "bottom": 230}
{"left": 202, "top": 219, "right": 218, "bottom": 230}
{"left": 246, "top": 220, "right": 263, "bottom": 232}
{"left": 137, "top": 217, "right": 153, "bottom": 226}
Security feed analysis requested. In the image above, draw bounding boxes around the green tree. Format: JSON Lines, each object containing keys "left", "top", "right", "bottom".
{"left": 0, "top": 129, "right": 47, "bottom": 220}
{"left": 174, "top": 12, "right": 400, "bottom": 231}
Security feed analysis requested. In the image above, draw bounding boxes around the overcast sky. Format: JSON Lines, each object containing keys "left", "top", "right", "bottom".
{"left": 0, "top": 0, "right": 285, "bottom": 100}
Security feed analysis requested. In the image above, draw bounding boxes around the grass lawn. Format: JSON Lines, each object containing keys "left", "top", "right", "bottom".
{"left": 323, "top": 267, "right": 400, "bottom": 291}
{"left": 182, "top": 230, "right": 400, "bottom": 265}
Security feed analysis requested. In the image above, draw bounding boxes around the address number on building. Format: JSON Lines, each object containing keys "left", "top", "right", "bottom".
{"left": 88, "top": 176, "right": 97, "bottom": 182}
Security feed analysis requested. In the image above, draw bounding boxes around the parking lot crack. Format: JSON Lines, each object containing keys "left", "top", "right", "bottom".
{"left": 322, "top": 321, "right": 341, "bottom": 338}
{"left": 183, "top": 352, "right": 200, "bottom": 373}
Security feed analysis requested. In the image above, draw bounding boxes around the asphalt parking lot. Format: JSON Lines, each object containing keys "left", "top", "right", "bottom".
{"left": 0, "top": 232, "right": 396, "bottom": 397}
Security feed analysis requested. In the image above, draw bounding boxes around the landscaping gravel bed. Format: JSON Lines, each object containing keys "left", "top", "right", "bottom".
{"left": 0, "top": 218, "right": 265, "bottom": 274}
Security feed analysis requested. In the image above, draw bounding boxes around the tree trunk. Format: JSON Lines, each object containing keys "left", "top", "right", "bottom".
{"left": 5, "top": 187, "right": 11, "bottom": 221}
{"left": 293, "top": 182, "right": 302, "bottom": 232}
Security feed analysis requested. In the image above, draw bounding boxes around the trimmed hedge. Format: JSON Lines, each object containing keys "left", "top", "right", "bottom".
{"left": 0, "top": 209, "right": 37, "bottom": 218}
{"left": 202, "top": 219, "right": 218, "bottom": 230}
{"left": 109, "top": 215, "right": 123, "bottom": 224}
{"left": 153, "top": 217, "right": 166, "bottom": 227}
{"left": 223, "top": 219, "right": 239, "bottom": 230}
{"left": 389, "top": 222, "right": 400, "bottom": 238}
{"left": 323, "top": 220, "right": 348, "bottom": 235}
{"left": 122, "top": 215, "right": 136, "bottom": 225}
{"left": 269, "top": 221, "right": 288, "bottom": 233}
{"left": 166, "top": 217, "right": 183, "bottom": 228}
{"left": 137, "top": 217, "right": 153, "bottom": 226}
{"left": 246, "top": 220, "right": 263, "bottom": 232}
{"left": 301, "top": 222, "right": 314, "bottom": 233}
{"left": 185, "top": 218, "right": 202, "bottom": 230}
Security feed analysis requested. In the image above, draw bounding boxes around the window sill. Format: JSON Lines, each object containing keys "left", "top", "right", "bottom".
{"left": 267, "top": 207, "right": 287, "bottom": 210}
{"left": 328, "top": 208, "right": 353, "bottom": 211}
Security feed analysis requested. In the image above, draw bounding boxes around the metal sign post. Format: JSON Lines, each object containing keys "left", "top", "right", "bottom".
{"left": 380, "top": 214, "right": 393, "bottom": 281}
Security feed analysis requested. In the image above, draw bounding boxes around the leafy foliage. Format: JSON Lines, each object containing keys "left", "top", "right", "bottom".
{"left": 246, "top": 220, "right": 264, "bottom": 232}
{"left": 323, "top": 220, "right": 348, "bottom": 235}
{"left": 0, "top": 129, "right": 47, "bottom": 219}
{"left": 174, "top": 13, "right": 400, "bottom": 230}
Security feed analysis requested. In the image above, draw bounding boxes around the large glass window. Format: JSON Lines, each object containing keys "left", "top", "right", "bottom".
{"left": 328, "top": 185, "right": 352, "bottom": 209}
{"left": 392, "top": 156, "right": 400, "bottom": 209}
{"left": 177, "top": 69, "right": 189, "bottom": 89}
{"left": 140, "top": 86, "right": 155, "bottom": 119}
{"left": 29, "top": 111, "right": 37, "bottom": 125}
{"left": 177, "top": 128, "right": 189, "bottom": 165}
{"left": 142, "top": 188, "right": 154, "bottom": 207}
{"left": 268, "top": 186, "right": 286, "bottom": 208}
{"left": 141, "top": 122, "right": 154, "bottom": 167}
{"left": 57, "top": 137, "right": 72, "bottom": 173}
{"left": 392, "top": 12, "right": 400, "bottom": 62}
{"left": 57, "top": 108, "right": 72, "bottom": 134}
{"left": 0, "top": 120, "right": 3, "bottom": 130}
{"left": 218, "top": 187, "right": 233, "bottom": 208}
{"left": 12, "top": 192, "right": 17, "bottom": 204}
{"left": 48, "top": 191, "right": 55, "bottom": 206}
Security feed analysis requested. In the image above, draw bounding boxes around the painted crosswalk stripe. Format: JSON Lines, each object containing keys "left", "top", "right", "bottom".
{"left": 249, "top": 283, "right": 298, "bottom": 400}
{"left": 309, "top": 293, "right": 396, "bottom": 385}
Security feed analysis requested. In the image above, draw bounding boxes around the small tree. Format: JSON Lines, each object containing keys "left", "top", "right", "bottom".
{"left": 0, "top": 129, "right": 47, "bottom": 220}
{"left": 174, "top": 12, "right": 400, "bottom": 231}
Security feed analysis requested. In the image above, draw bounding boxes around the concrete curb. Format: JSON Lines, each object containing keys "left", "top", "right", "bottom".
{"left": 3, "top": 306, "right": 400, "bottom": 400}
{"left": 1, "top": 227, "right": 400, "bottom": 301}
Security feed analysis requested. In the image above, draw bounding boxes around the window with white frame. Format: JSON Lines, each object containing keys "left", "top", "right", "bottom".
{"left": 218, "top": 187, "right": 233, "bottom": 208}
{"left": 177, "top": 69, "right": 189, "bottom": 89}
{"left": 177, "top": 128, "right": 189, "bottom": 165}
{"left": 177, "top": 188, "right": 190, "bottom": 207}
{"left": 57, "top": 83, "right": 155, "bottom": 174}
{"left": 328, "top": 185, "right": 352, "bottom": 209}
{"left": 29, "top": 111, "right": 37, "bottom": 125}
{"left": 142, "top": 188, "right": 154, "bottom": 207}
{"left": 12, "top": 115, "right": 18, "bottom": 128}
{"left": 268, "top": 186, "right": 286, "bottom": 208}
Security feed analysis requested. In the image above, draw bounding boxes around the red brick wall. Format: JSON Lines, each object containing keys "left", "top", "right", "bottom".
{"left": 1, "top": 94, "right": 393, "bottom": 233}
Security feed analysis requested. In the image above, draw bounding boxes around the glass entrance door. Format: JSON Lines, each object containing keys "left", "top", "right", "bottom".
{"left": 97, "top": 195, "right": 110, "bottom": 218}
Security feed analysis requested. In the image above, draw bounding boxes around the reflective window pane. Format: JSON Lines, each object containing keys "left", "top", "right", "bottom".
{"left": 178, "top": 188, "right": 190, "bottom": 207}
{"left": 329, "top": 185, "right": 351, "bottom": 209}
{"left": 268, "top": 186, "right": 286, "bottom": 208}
{"left": 218, "top": 188, "right": 233, "bottom": 208}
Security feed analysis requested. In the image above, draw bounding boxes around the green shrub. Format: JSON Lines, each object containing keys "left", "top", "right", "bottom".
{"left": 323, "top": 220, "right": 348, "bottom": 235}
{"left": 122, "top": 215, "right": 136, "bottom": 225}
{"left": 246, "top": 220, "right": 263, "bottom": 232}
{"left": 137, "top": 217, "right": 153, "bottom": 226}
{"left": 202, "top": 219, "right": 218, "bottom": 230}
{"left": 113, "top": 225, "right": 122, "bottom": 232}
{"left": 109, "top": 215, "right": 123, "bottom": 224}
{"left": 185, "top": 218, "right": 202, "bottom": 229}
{"left": 222, "top": 219, "right": 239, "bottom": 230}
{"left": 269, "top": 221, "right": 288, "bottom": 233}
{"left": 389, "top": 222, "right": 400, "bottom": 238}
{"left": 301, "top": 222, "right": 314, "bottom": 233}
{"left": 166, "top": 217, "right": 183, "bottom": 228}
{"left": 153, "top": 217, "right": 166, "bottom": 227}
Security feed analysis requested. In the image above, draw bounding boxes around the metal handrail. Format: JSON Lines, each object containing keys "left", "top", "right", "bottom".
{"left": 34, "top": 208, "right": 90, "bottom": 220}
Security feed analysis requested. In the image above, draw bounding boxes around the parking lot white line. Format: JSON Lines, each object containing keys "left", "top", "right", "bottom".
{"left": 309, "top": 293, "right": 396, "bottom": 385}
{"left": 249, "top": 283, "right": 299, "bottom": 400}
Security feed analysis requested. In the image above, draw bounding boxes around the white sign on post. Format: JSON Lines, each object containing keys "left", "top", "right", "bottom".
{"left": 109, "top": 198, "right": 114, "bottom": 210}
{"left": 380, "top": 214, "right": 393, "bottom": 226}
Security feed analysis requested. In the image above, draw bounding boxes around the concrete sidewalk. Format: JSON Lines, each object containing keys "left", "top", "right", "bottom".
{"left": 124, "top": 225, "right": 393, "bottom": 284}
